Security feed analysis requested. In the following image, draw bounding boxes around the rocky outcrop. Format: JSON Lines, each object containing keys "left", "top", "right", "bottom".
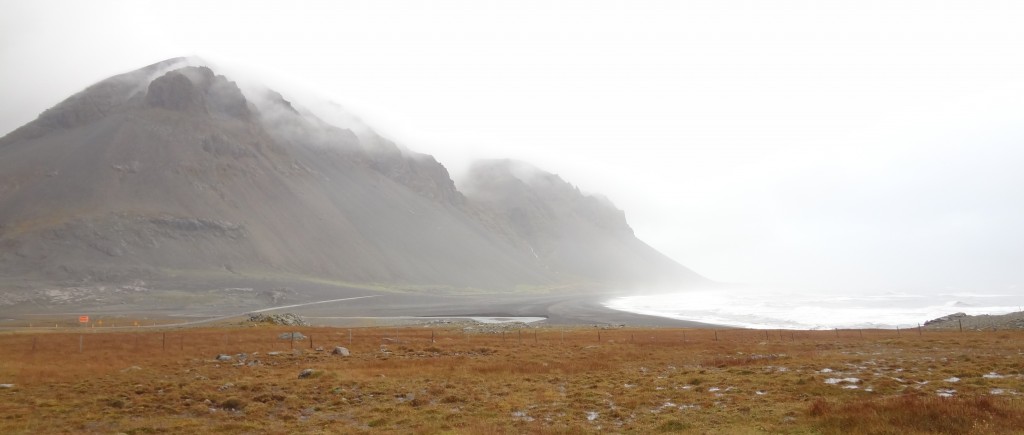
{"left": 248, "top": 313, "right": 308, "bottom": 326}
{"left": 146, "top": 66, "right": 252, "bottom": 120}
{"left": 146, "top": 71, "right": 207, "bottom": 112}
{"left": 924, "top": 311, "right": 1024, "bottom": 330}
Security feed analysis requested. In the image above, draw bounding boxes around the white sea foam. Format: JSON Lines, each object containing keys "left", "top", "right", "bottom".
{"left": 604, "top": 286, "right": 1020, "bottom": 330}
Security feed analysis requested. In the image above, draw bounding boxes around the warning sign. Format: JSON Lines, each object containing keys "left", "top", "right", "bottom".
{"left": 79, "top": 315, "right": 89, "bottom": 323}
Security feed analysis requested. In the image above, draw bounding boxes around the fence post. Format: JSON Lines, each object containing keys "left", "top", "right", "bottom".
{"left": 958, "top": 319, "right": 963, "bottom": 332}
{"left": 918, "top": 324, "right": 922, "bottom": 336}
{"left": 714, "top": 330, "right": 719, "bottom": 342}
{"left": 349, "top": 329, "right": 353, "bottom": 346}
{"left": 310, "top": 334, "right": 314, "bottom": 349}
{"left": 432, "top": 330, "right": 435, "bottom": 344}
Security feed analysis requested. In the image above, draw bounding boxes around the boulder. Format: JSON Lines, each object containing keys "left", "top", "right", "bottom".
{"left": 279, "top": 332, "right": 306, "bottom": 341}
{"left": 248, "top": 313, "right": 308, "bottom": 326}
{"left": 332, "top": 346, "right": 350, "bottom": 356}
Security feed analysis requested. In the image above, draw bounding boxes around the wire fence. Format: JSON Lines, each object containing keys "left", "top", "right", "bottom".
{"left": 2, "top": 323, "right": 1017, "bottom": 358}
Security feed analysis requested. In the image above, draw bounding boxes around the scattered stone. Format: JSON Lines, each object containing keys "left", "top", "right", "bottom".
{"left": 120, "top": 366, "right": 142, "bottom": 372}
{"left": 332, "top": 346, "right": 350, "bottom": 356}
{"left": 248, "top": 313, "right": 308, "bottom": 326}
{"left": 0, "top": 384, "right": 14, "bottom": 389}
{"left": 298, "top": 369, "right": 315, "bottom": 379}
{"left": 279, "top": 332, "right": 306, "bottom": 341}
{"left": 215, "top": 354, "right": 232, "bottom": 362}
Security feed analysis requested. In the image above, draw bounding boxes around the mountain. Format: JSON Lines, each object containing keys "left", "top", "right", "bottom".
{"left": 462, "top": 159, "right": 702, "bottom": 286}
{"left": 0, "top": 58, "right": 703, "bottom": 307}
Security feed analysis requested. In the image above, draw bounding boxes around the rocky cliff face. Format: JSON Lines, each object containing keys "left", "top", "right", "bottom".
{"left": 0, "top": 59, "right": 702, "bottom": 296}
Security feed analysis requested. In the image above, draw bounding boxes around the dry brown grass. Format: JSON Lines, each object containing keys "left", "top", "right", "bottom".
{"left": 0, "top": 326, "right": 1022, "bottom": 434}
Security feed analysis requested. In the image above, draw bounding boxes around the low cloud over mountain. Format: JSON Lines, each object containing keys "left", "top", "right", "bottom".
{"left": 0, "top": 58, "right": 703, "bottom": 300}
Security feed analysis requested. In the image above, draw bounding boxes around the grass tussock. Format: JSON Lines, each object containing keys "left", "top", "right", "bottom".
{"left": 0, "top": 326, "right": 1021, "bottom": 433}
{"left": 811, "top": 394, "right": 1024, "bottom": 434}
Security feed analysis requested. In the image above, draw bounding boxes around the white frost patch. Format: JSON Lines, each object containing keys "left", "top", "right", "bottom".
{"left": 707, "top": 387, "right": 721, "bottom": 392}
{"left": 586, "top": 411, "right": 598, "bottom": 421}
{"left": 983, "top": 372, "right": 1006, "bottom": 379}
{"left": 945, "top": 377, "right": 960, "bottom": 383}
{"left": 819, "top": 368, "right": 834, "bottom": 373}
{"left": 824, "top": 378, "right": 861, "bottom": 385}
{"left": 842, "top": 385, "right": 860, "bottom": 389}
{"left": 755, "top": 390, "right": 767, "bottom": 396}
{"left": 936, "top": 389, "right": 956, "bottom": 397}
{"left": 623, "top": 384, "right": 635, "bottom": 389}
{"left": 990, "top": 388, "right": 1006, "bottom": 395}
{"left": 511, "top": 411, "right": 534, "bottom": 422}
{"left": 0, "top": 384, "right": 14, "bottom": 388}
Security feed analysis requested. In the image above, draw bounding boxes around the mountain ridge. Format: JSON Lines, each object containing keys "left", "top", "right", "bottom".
{"left": 0, "top": 58, "right": 704, "bottom": 307}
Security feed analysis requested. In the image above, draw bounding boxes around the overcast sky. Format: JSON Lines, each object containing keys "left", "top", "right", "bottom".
{"left": 2, "top": 0, "right": 1023, "bottom": 295}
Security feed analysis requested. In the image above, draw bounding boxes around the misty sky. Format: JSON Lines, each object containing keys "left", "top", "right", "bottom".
{"left": 2, "top": 1, "right": 1023, "bottom": 296}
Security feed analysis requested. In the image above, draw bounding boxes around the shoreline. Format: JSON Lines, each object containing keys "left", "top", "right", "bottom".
{"left": 0, "top": 290, "right": 725, "bottom": 330}
{"left": 286, "top": 291, "right": 725, "bottom": 328}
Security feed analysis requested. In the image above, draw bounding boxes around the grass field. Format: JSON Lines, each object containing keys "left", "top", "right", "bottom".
{"left": 0, "top": 324, "right": 1022, "bottom": 434}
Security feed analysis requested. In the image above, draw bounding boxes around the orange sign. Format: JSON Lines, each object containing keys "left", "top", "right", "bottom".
{"left": 79, "top": 315, "right": 89, "bottom": 323}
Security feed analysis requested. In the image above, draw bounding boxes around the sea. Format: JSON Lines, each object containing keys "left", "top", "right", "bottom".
{"left": 604, "top": 286, "right": 1022, "bottom": 330}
